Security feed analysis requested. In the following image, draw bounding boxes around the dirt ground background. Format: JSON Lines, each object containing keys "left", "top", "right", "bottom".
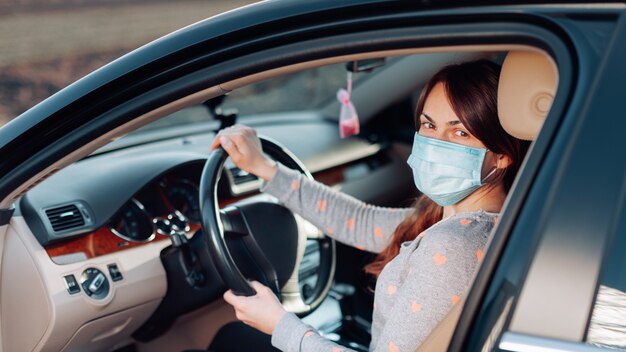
{"left": 0, "top": 0, "right": 257, "bottom": 125}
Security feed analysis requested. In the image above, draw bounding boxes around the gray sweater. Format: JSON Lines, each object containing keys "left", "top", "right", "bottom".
{"left": 262, "top": 164, "right": 496, "bottom": 352}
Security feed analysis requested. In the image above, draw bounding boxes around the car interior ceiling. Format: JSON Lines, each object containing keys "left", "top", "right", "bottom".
{"left": 1, "top": 44, "right": 557, "bottom": 352}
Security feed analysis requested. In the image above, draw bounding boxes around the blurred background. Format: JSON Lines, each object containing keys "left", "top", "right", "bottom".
{"left": 0, "top": 0, "right": 257, "bottom": 126}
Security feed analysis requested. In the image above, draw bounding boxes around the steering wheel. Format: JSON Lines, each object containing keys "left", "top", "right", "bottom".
{"left": 199, "top": 137, "right": 336, "bottom": 315}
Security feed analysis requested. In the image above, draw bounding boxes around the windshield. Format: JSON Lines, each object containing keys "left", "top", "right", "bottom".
{"left": 222, "top": 63, "right": 349, "bottom": 115}
{"left": 132, "top": 62, "right": 363, "bottom": 134}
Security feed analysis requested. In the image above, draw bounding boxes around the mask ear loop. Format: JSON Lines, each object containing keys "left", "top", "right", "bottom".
{"left": 481, "top": 167, "right": 499, "bottom": 184}
{"left": 480, "top": 150, "right": 502, "bottom": 184}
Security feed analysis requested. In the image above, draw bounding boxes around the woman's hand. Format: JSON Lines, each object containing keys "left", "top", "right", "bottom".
{"left": 223, "top": 281, "right": 287, "bottom": 335}
{"left": 211, "top": 125, "right": 277, "bottom": 182}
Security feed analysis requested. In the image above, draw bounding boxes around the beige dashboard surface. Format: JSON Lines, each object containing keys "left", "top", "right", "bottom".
{"left": 1, "top": 217, "right": 168, "bottom": 352}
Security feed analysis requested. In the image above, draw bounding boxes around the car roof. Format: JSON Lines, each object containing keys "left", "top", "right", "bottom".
{"left": 1, "top": 0, "right": 618, "bottom": 145}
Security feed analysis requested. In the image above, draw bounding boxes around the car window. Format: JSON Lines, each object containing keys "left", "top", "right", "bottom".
{"left": 221, "top": 63, "right": 356, "bottom": 115}
{"left": 130, "top": 62, "right": 363, "bottom": 134}
{"left": 586, "top": 198, "right": 626, "bottom": 350}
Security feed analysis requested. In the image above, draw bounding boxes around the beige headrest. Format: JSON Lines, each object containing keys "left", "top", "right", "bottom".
{"left": 498, "top": 51, "right": 558, "bottom": 140}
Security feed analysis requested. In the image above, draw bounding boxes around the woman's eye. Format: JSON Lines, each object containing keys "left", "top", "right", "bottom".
{"left": 421, "top": 122, "right": 435, "bottom": 130}
{"left": 454, "top": 130, "right": 469, "bottom": 137}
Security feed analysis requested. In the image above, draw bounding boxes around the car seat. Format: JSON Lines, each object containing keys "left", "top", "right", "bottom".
{"left": 414, "top": 49, "right": 558, "bottom": 352}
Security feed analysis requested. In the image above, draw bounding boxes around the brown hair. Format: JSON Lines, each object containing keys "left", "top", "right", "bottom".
{"left": 364, "top": 59, "right": 530, "bottom": 278}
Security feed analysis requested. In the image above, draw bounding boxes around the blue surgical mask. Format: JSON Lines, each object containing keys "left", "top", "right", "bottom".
{"left": 407, "top": 133, "right": 494, "bottom": 206}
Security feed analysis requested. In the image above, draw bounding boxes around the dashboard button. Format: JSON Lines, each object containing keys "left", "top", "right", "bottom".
{"left": 63, "top": 275, "right": 80, "bottom": 294}
{"left": 108, "top": 264, "right": 123, "bottom": 281}
{"left": 88, "top": 273, "right": 105, "bottom": 292}
{"left": 80, "top": 268, "right": 109, "bottom": 299}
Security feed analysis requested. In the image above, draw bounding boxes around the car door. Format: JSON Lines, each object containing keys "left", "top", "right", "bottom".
{"left": 451, "top": 5, "right": 626, "bottom": 352}
{"left": 0, "top": 1, "right": 623, "bottom": 351}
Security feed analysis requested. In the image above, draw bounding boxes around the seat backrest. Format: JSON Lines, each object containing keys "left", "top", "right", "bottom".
{"left": 415, "top": 301, "right": 464, "bottom": 352}
{"left": 497, "top": 50, "right": 558, "bottom": 140}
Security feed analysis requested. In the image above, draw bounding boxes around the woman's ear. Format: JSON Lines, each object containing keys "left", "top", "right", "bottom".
{"left": 496, "top": 154, "right": 513, "bottom": 169}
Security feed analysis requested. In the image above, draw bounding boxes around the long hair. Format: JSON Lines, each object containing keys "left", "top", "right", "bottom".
{"left": 364, "top": 59, "right": 531, "bottom": 278}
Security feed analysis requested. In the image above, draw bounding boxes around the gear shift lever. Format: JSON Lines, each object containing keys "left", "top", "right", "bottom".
{"left": 154, "top": 211, "right": 205, "bottom": 287}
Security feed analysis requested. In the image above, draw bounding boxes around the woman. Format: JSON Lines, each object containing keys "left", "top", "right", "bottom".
{"left": 211, "top": 59, "right": 530, "bottom": 352}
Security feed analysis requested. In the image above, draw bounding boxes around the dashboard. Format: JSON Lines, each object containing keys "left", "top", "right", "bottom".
{"left": 42, "top": 162, "right": 207, "bottom": 262}
{"left": 7, "top": 120, "right": 415, "bottom": 352}
{"left": 33, "top": 154, "right": 370, "bottom": 263}
{"left": 20, "top": 121, "right": 393, "bottom": 262}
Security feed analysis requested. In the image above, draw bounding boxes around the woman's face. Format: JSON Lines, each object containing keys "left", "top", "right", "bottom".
{"left": 418, "top": 82, "right": 486, "bottom": 149}
{"left": 419, "top": 82, "right": 505, "bottom": 177}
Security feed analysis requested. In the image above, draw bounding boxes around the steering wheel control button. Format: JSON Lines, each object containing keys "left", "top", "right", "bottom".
{"left": 108, "top": 264, "right": 123, "bottom": 281}
{"left": 63, "top": 275, "right": 81, "bottom": 294}
{"left": 80, "top": 268, "right": 110, "bottom": 299}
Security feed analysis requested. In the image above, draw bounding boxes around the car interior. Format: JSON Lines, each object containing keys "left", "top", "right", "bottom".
{"left": 0, "top": 44, "right": 558, "bottom": 352}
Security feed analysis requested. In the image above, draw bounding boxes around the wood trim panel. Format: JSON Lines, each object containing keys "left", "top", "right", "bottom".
{"left": 46, "top": 227, "right": 167, "bottom": 259}
{"left": 44, "top": 164, "right": 350, "bottom": 261}
{"left": 45, "top": 225, "right": 201, "bottom": 260}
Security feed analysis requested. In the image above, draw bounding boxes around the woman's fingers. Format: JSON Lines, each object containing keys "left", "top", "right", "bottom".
{"left": 210, "top": 133, "right": 222, "bottom": 150}
{"left": 211, "top": 128, "right": 233, "bottom": 150}
{"left": 249, "top": 280, "right": 270, "bottom": 294}
{"left": 211, "top": 125, "right": 257, "bottom": 150}
{"left": 223, "top": 289, "right": 236, "bottom": 304}
{"left": 223, "top": 288, "right": 248, "bottom": 309}
{"left": 223, "top": 283, "right": 266, "bottom": 311}
{"left": 218, "top": 135, "right": 243, "bottom": 160}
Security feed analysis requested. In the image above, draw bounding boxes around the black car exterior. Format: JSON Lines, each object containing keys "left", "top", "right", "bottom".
{"left": 1, "top": 1, "right": 626, "bottom": 351}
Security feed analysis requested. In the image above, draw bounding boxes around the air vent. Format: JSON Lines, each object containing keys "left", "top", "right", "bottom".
{"left": 45, "top": 204, "right": 85, "bottom": 232}
{"left": 230, "top": 167, "right": 258, "bottom": 185}
{"left": 228, "top": 167, "right": 263, "bottom": 195}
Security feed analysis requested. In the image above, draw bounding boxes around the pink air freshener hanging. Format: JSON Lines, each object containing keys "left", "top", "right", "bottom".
{"left": 337, "top": 72, "right": 360, "bottom": 138}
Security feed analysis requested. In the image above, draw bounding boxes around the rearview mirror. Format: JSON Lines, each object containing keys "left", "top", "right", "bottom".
{"left": 346, "top": 58, "right": 386, "bottom": 73}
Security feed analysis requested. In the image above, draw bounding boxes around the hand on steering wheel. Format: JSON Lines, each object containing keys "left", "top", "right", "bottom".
{"left": 223, "top": 280, "right": 287, "bottom": 335}
{"left": 200, "top": 129, "right": 336, "bottom": 316}
{"left": 211, "top": 125, "right": 278, "bottom": 182}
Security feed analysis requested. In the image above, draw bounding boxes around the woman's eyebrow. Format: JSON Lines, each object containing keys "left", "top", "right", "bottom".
{"left": 422, "top": 113, "right": 462, "bottom": 126}
{"left": 421, "top": 113, "right": 435, "bottom": 123}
